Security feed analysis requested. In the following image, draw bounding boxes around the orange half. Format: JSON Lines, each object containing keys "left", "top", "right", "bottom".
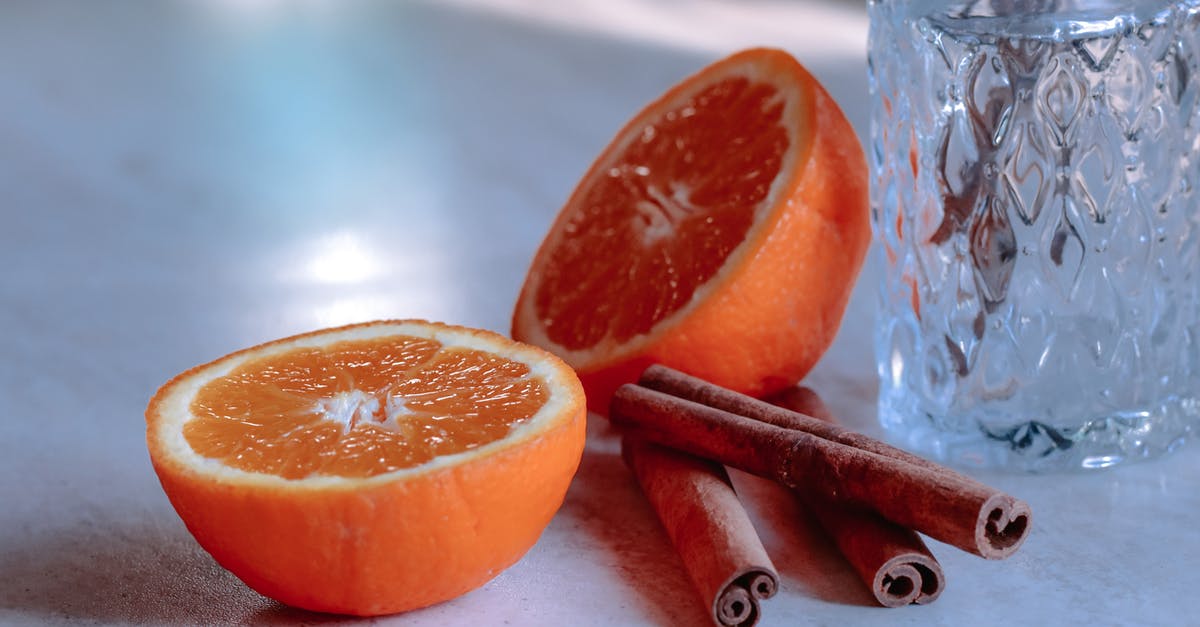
{"left": 146, "top": 320, "right": 586, "bottom": 616}
{"left": 513, "top": 48, "right": 870, "bottom": 411}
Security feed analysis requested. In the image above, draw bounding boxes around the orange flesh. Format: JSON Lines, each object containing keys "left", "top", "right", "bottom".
{"left": 185, "top": 335, "right": 548, "bottom": 479}
{"left": 534, "top": 76, "right": 789, "bottom": 349}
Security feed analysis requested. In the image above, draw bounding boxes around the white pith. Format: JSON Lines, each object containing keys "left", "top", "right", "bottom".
{"left": 515, "top": 55, "right": 811, "bottom": 368}
{"left": 316, "top": 390, "right": 385, "bottom": 432}
{"left": 637, "top": 182, "right": 700, "bottom": 246}
{"left": 150, "top": 321, "right": 578, "bottom": 488}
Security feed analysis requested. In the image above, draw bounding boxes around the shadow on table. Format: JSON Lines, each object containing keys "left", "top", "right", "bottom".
{"left": 563, "top": 422, "right": 712, "bottom": 625}
{"left": 0, "top": 516, "right": 440, "bottom": 625}
{"left": 730, "top": 469, "right": 879, "bottom": 607}
{"left": 0, "top": 518, "right": 300, "bottom": 625}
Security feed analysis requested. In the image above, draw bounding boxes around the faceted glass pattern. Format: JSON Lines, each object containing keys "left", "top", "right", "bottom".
{"left": 870, "top": 0, "right": 1200, "bottom": 470}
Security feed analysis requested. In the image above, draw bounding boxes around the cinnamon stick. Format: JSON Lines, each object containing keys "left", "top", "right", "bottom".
{"left": 767, "top": 386, "right": 944, "bottom": 606}
{"left": 622, "top": 437, "right": 778, "bottom": 627}
{"left": 609, "top": 384, "right": 1031, "bottom": 560}
{"left": 639, "top": 365, "right": 976, "bottom": 480}
{"left": 636, "top": 366, "right": 1031, "bottom": 558}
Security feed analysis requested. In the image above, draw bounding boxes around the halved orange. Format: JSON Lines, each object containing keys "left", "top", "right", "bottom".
{"left": 512, "top": 48, "right": 869, "bottom": 412}
{"left": 145, "top": 320, "right": 586, "bottom": 616}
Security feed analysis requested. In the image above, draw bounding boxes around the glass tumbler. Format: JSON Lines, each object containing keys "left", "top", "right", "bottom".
{"left": 870, "top": 0, "right": 1200, "bottom": 470}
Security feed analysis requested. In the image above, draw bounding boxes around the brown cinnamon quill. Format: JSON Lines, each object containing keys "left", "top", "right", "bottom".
{"left": 610, "top": 379, "right": 1031, "bottom": 560}
{"left": 639, "top": 365, "right": 981, "bottom": 482}
{"left": 767, "top": 386, "right": 944, "bottom": 606}
{"left": 622, "top": 437, "right": 778, "bottom": 627}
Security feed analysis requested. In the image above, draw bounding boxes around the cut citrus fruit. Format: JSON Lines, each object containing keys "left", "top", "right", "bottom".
{"left": 145, "top": 320, "right": 586, "bottom": 616}
{"left": 512, "top": 48, "right": 870, "bottom": 412}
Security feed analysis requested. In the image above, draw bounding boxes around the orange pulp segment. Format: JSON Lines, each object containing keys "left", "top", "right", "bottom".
{"left": 535, "top": 74, "right": 789, "bottom": 349}
{"left": 186, "top": 335, "right": 547, "bottom": 478}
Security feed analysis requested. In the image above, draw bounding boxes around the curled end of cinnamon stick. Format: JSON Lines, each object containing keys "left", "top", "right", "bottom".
{"left": 714, "top": 584, "right": 755, "bottom": 627}
{"left": 713, "top": 568, "right": 777, "bottom": 627}
{"left": 976, "top": 494, "right": 1033, "bottom": 559}
{"left": 743, "top": 570, "right": 778, "bottom": 600}
{"left": 875, "top": 554, "right": 944, "bottom": 607}
{"left": 910, "top": 560, "right": 944, "bottom": 605}
{"left": 873, "top": 562, "right": 921, "bottom": 607}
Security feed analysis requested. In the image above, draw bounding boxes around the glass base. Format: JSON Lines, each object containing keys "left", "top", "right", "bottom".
{"left": 879, "top": 390, "right": 1200, "bottom": 472}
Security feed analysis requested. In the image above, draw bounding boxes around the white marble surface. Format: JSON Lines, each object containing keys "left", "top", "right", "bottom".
{"left": 1, "top": 1, "right": 1197, "bottom": 625}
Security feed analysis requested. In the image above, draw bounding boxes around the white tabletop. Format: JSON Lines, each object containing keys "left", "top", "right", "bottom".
{"left": 2, "top": 1, "right": 1196, "bottom": 625}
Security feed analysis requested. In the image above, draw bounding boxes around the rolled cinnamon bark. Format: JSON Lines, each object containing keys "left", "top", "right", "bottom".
{"left": 636, "top": 366, "right": 1031, "bottom": 559}
{"left": 640, "top": 365, "right": 973, "bottom": 478}
{"left": 622, "top": 437, "right": 778, "bottom": 627}
{"left": 610, "top": 384, "right": 1031, "bottom": 560}
{"left": 767, "top": 386, "right": 944, "bottom": 606}
{"left": 804, "top": 498, "right": 943, "bottom": 606}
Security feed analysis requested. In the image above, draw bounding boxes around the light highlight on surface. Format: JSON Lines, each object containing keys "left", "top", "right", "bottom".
{"left": 305, "top": 231, "right": 380, "bottom": 284}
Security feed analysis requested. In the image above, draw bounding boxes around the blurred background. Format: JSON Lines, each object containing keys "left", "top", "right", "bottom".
{"left": 1, "top": 0, "right": 870, "bottom": 348}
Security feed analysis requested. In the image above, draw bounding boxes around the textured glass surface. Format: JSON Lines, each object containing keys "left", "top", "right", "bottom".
{"left": 870, "top": 0, "right": 1200, "bottom": 470}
